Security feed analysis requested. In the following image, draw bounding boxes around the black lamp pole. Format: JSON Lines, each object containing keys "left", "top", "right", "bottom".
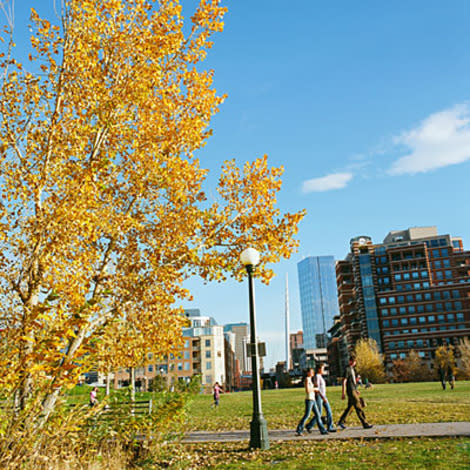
{"left": 245, "top": 263, "right": 270, "bottom": 450}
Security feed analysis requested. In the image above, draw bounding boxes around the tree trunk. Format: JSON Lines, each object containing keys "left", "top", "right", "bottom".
{"left": 106, "top": 373, "right": 111, "bottom": 396}
{"left": 130, "top": 367, "right": 135, "bottom": 402}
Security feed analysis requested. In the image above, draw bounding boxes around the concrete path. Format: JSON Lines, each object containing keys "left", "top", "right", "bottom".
{"left": 183, "top": 422, "right": 470, "bottom": 443}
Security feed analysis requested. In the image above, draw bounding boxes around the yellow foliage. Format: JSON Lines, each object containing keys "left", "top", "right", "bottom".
{"left": 0, "top": 0, "right": 304, "bottom": 427}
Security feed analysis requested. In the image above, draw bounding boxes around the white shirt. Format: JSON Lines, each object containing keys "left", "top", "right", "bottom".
{"left": 305, "top": 377, "right": 315, "bottom": 400}
{"left": 315, "top": 373, "right": 326, "bottom": 398}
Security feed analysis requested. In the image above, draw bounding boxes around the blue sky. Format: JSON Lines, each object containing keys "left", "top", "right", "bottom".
{"left": 9, "top": 1, "right": 470, "bottom": 368}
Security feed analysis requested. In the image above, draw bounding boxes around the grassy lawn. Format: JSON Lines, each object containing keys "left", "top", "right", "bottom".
{"left": 155, "top": 437, "right": 470, "bottom": 469}
{"left": 66, "top": 382, "right": 470, "bottom": 469}
{"left": 185, "top": 381, "right": 470, "bottom": 431}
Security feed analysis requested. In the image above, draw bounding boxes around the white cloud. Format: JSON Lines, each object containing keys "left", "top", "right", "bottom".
{"left": 389, "top": 104, "right": 470, "bottom": 175}
{"left": 302, "top": 172, "right": 353, "bottom": 193}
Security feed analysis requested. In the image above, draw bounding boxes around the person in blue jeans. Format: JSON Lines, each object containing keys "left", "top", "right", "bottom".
{"left": 296, "top": 368, "right": 328, "bottom": 436}
{"left": 306, "top": 363, "right": 337, "bottom": 433}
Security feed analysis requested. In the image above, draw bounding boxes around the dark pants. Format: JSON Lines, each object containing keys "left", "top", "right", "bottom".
{"left": 338, "top": 391, "right": 369, "bottom": 427}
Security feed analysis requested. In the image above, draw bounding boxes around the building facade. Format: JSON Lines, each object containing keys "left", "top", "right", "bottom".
{"left": 223, "top": 323, "right": 251, "bottom": 373}
{"left": 298, "top": 256, "right": 339, "bottom": 349}
{"left": 332, "top": 226, "right": 470, "bottom": 374}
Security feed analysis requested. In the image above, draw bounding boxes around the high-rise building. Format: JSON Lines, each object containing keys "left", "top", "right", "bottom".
{"left": 298, "top": 256, "right": 339, "bottom": 349}
{"left": 333, "top": 226, "right": 470, "bottom": 373}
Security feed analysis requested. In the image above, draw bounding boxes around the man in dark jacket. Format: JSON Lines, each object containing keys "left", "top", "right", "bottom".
{"left": 337, "top": 356, "right": 373, "bottom": 430}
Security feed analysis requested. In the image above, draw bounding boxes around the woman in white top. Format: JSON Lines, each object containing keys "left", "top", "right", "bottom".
{"left": 295, "top": 368, "right": 328, "bottom": 435}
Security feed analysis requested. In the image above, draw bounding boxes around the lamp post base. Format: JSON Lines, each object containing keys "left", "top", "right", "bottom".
{"left": 249, "top": 415, "right": 270, "bottom": 450}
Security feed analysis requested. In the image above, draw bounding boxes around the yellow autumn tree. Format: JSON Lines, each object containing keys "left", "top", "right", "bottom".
{"left": 354, "top": 338, "right": 386, "bottom": 384}
{"left": 0, "top": 0, "right": 304, "bottom": 428}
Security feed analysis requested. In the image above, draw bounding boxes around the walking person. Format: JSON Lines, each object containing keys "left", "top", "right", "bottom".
{"left": 212, "top": 382, "right": 223, "bottom": 408}
{"left": 337, "top": 356, "right": 373, "bottom": 430}
{"left": 306, "top": 363, "right": 336, "bottom": 433}
{"left": 296, "top": 368, "right": 328, "bottom": 436}
{"left": 89, "top": 386, "right": 99, "bottom": 407}
{"left": 438, "top": 366, "right": 446, "bottom": 390}
{"left": 447, "top": 366, "right": 455, "bottom": 390}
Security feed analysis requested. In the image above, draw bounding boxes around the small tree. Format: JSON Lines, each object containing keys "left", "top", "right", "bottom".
{"left": 392, "top": 350, "right": 432, "bottom": 383}
{"left": 457, "top": 338, "right": 470, "bottom": 379}
{"left": 391, "top": 358, "right": 409, "bottom": 383}
{"left": 354, "top": 338, "right": 386, "bottom": 384}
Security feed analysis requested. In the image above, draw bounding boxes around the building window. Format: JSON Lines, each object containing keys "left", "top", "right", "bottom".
{"left": 428, "top": 315, "right": 435, "bottom": 323}
{"left": 419, "top": 316, "right": 426, "bottom": 324}
{"left": 381, "top": 308, "right": 388, "bottom": 316}
{"left": 408, "top": 306, "right": 415, "bottom": 313}
{"left": 184, "top": 351, "right": 190, "bottom": 360}
{"left": 417, "top": 305, "right": 424, "bottom": 313}
{"left": 424, "top": 293, "right": 432, "bottom": 301}
{"left": 390, "top": 308, "right": 397, "bottom": 315}
{"left": 177, "top": 363, "right": 183, "bottom": 371}
{"left": 399, "top": 307, "right": 406, "bottom": 314}
{"left": 452, "top": 290, "right": 460, "bottom": 298}
{"left": 205, "top": 339, "right": 211, "bottom": 347}
{"left": 206, "top": 361, "right": 212, "bottom": 370}
{"left": 444, "top": 270, "right": 452, "bottom": 279}
{"left": 184, "top": 362, "right": 190, "bottom": 371}
{"left": 410, "top": 317, "right": 417, "bottom": 325}
{"left": 443, "top": 291, "right": 451, "bottom": 299}
{"left": 205, "top": 350, "right": 211, "bottom": 358}
{"left": 434, "top": 260, "right": 442, "bottom": 268}
{"left": 447, "top": 314, "right": 455, "bottom": 322}
{"left": 388, "top": 297, "right": 396, "bottom": 304}
{"left": 401, "top": 318, "right": 408, "bottom": 325}
{"left": 383, "top": 320, "right": 390, "bottom": 328}
{"left": 148, "top": 365, "right": 153, "bottom": 372}
{"left": 392, "top": 319, "right": 398, "bottom": 327}
{"left": 455, "top": 301, "right": 463, "bottom": 309}
{"left": 456, "top": 313, "right": 464, "bottom": 321}
{"left": 184, "top": 340, "right": 190, "bottom": 348}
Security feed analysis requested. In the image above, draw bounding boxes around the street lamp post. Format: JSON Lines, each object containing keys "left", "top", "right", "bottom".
{"left": 240, "top": 247, "right": 270, "bottom": 450}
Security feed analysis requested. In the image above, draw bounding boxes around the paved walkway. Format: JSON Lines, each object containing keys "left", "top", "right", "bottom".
{"left": 183, "top": 422, "right": 470, "bottom": 443}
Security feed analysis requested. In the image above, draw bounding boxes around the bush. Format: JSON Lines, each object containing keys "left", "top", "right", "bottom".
{"left": 0, "top": 385, "right": 197, "bottom": 469}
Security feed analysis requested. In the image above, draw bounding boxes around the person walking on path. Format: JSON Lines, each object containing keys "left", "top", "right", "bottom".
{"left": 337, "top": 356, "right": 373, "bottom": 430}
{"left": 306, "top": 363, "right": 336, "bottom": 433}
{"left": 212, "top": 382, "right": 223, "bottom": 408}
{"left": 296, "top": 368, "right": 328, "bottom": 436}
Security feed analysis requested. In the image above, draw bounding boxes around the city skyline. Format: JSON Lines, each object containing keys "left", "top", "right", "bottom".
{"left": 10, "top": 1, "right": 470, "bottom": 369}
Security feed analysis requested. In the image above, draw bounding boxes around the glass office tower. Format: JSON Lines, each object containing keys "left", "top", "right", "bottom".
{"left": 298, "top": 256, "right": 339, "bottom": 349}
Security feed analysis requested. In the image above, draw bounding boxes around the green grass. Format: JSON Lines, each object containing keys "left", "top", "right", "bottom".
{"left": 66, "top": 383, "right": 470, "bottom": 469}
{"left": 185, "top": 381, "right": 470, "bottom": 431}
{"left": 154, "top": 438, "right": 470, "bottom": 469}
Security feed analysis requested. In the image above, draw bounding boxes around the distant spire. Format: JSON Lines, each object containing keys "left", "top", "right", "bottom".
{"left": 285, "top": 273, "right": 290, "bottom": 371}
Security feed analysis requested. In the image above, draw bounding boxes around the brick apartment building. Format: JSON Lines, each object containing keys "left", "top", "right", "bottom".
{"left": 329, "top": 226, "right": 470, "bottom": 377}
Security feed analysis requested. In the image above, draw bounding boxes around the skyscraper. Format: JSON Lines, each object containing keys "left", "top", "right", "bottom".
{"left": 298, "top": 256, "right": 339, "bottom": 349}
{"left": 333, "top": 226, "right": 470, "bottom": 373}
